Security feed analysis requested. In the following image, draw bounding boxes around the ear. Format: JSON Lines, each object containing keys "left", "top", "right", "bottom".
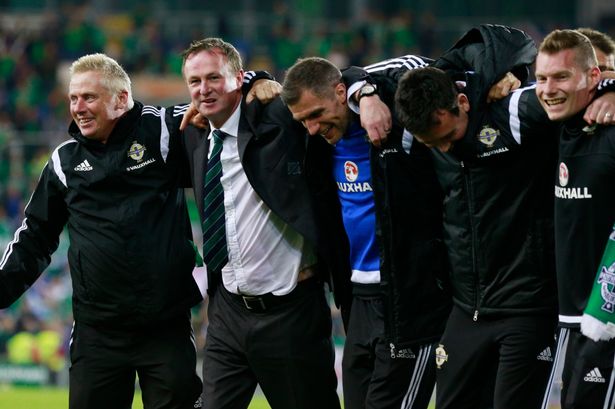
{"left": 457, "top": 93, "right": 470, "bottom": 113}
{"left": 116, "top": 90, "right": 129, "bottom": 110}
{"left": 588, "top": 66, "right": 601, "bottom": 88}
{"left": 335, "top": 82, "right": 347, "bottom": 104}
{"left": 236, "top": 70, "right": 245, "bottom": 90}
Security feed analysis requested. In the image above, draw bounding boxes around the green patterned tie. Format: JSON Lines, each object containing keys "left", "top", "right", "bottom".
{"left": 202, "top": 129, "right": 228, "bottom": 275}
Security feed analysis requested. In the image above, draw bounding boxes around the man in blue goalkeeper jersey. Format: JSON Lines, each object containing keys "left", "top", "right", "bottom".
{"left": 282, "top": 55, "right": 451, "bottom": 409}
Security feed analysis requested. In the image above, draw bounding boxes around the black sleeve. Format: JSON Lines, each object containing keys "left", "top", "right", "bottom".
{"left": 164, "top": 104, "right": 193, "bottom": 188}
{"left": 596, "top": 78, "right": 615, "bottom": 97}
{"left": 241, "top": 70, "right": 275, "bottom": 95}
{"left": 0, "top": 164, "right": 67, "bottom": 308}
{"left": 514, "top": 86, "right": 558, "bottom": 142}
{"left": 341, "top": 65, "right": 372, "bottom": 85}
{"left": 342, "top": 55, "right": 433, "bottom": 88}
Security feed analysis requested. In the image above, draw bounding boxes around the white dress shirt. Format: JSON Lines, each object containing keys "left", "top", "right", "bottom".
{"left": 208, "top": 101, "right": 317, "bottom": 296}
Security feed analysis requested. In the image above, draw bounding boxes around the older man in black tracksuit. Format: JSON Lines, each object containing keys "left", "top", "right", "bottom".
{"left": 0, "top": 53, "right": 203, "bottom": 409}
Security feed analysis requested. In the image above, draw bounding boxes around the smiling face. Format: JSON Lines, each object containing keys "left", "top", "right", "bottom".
{"left": 413, "top": 93, "right": 470, "bottom": 153}
{"left": 287, "top": 83, "right": 350, "bottom": 145}
{"left": 535, "top": 48, "right": 601, "bottom": 121}
{"left": 68, "top": 70, "right": 128, "bottom": 143}
{"left": 183, "top": 48, "right": 243, "bottom": 129}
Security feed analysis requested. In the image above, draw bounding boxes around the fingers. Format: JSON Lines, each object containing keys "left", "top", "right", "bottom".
{"left": 180, "top": 104, "right": 198, "bottom": 131}
{"left": 364, "top": 123, "right": 393, "bottom": 148}
{"left": 246, "top": 80, "right": 282, "bottom": 104}
{"left": 586, "top": 93, "right": 615, "bottom": 124}
{"left": 487, "top": 86, "right": 507, "bottom": 103}
{"left": 487, "top": 72, "right": 520, "bottom": 103}
{"left": 584, "top": 109, "right": 615, "bottom": 125}
{"left": 179, "top": 103, "right": 210, "bottom": 131}
{"left": 246, "top": 88, "right": 256, "bottom": 104}
{"left": 180, "top": 113, "right": 190, "bottom": 131}
{"left": 357, "top": 94, "right": 392, "bottom": 146}
{"left": 367, "top": 131, "right": 384, "bottom": 148}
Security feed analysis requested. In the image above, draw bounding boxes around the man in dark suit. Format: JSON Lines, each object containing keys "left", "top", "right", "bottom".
{"left": 180, "top": 37, "right": 349, "bottom": 409}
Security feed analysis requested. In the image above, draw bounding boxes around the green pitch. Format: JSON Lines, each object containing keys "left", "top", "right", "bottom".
{"left": 0, "top": 385, "right": 445, "bottom": 408}
{"left": 0, "top": 386, "right": 271, "bottom": 409}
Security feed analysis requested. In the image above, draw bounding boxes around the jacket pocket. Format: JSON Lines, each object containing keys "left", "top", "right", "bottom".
{"left": 68, "top": 248, "right": 91, "bottom": 302}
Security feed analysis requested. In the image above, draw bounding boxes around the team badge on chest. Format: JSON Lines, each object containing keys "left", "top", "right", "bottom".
{"left": 559, "top": 162, "right": 569, "bottom": 187}
{"left": 478, "top": 125, "right": 500, "bottom": 147}
{"left": 128, "top": 141, "right": 147, "bottom": 162}
{"left": 344, "top": 161, "right": 359, "bottom": 182}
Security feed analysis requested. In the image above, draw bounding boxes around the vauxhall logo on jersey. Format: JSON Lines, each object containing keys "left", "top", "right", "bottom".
{"left": 127, "top": 141, "right": 156, "bottom": 171}
{"left": 337, "top": 160, "right": 373, "bottom": 193}
{"left": 554, "top": 162, "right": 592, "bottom": 199}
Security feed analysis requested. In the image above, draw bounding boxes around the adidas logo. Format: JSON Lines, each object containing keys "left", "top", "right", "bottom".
{"left": 537, "top": 347, "right": 554, "bottom": 362}
{"left": 394, "top": 348, "right": 416, "bottom": 359}
{"left": 584, "top": 368, "right": 606, "bottom": 383}
{"left": 74, "top": 160, "right": 93, "bottom": 171}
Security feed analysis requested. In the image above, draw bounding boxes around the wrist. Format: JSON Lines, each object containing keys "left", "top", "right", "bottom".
{"left": 356, "top": 83, "right": 378, "bottom": 103}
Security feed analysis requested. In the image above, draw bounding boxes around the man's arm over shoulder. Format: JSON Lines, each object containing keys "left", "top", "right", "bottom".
{"left": 341, "top": 56, "right": 432, "bottom": 145}
{"left": 162, "top": 103, "right": 195, "bottom": 188}
{"left": 245, "top": 95, "right": 305, "bottom": 134}
{"left": 342, "top": 55, "right": 433, "bottom": 97}
{"left": 584, "top": 79, "right": 615, "bottom": 125}
{"left": 0, "top": 161, "right": 68, "bottom": 308}
{"left": 241, "top": 70, "right": 275, "bottom": 96}
{"left": 500, "top": 84, "right": 556, "bottom": 144}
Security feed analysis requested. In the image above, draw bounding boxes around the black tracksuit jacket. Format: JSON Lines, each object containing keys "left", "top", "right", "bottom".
{"left": 347, "top": 24, "right": 561, "bottom": 320}
{"left": 0, "top": 102, "right": 202, "bottom": 327}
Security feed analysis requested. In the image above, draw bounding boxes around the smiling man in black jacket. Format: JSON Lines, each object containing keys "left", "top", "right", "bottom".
{"left": 535, "top": 29, "right": 615, "bottom": 409}
{"left": 0, "top": 53, "right": 203, "bottom": 409}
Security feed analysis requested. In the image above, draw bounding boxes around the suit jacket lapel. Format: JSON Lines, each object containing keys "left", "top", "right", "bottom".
{"left": 237, "top": 108, "right": 254, "bottom": 162}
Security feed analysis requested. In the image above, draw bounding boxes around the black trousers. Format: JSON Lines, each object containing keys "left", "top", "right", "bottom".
{"left": 436, "top": 305, "right": 556, "bottom": 409}
{"left": 69, "top": 314, "right": 202, "bottom": 409}
{"left": 202, "top": 279, "right": 341, "bottom": 409}
{"left": 342, "top": 293, "right": 436, "bottom": 409}
{"left": 542, "top": 327, "right": 615, "bottom": 409}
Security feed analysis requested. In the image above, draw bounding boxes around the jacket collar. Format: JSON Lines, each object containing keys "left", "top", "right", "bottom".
{"left": 562, "top": 110, "right": 594, "bottom": 137}
{"left": 68, "top": 101, "right": 143, "bottom": 148}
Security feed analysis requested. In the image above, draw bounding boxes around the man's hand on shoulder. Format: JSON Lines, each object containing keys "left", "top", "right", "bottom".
{"left": 246, "top": 79, "right": 282, "bottom": 104}
{"left": 584, "top": 92, "right": 615, "bottom": 125}
{"left": 487, "top": 72, "right": 521, "bottom": 103}
{"left": 180, "top": 103, "right": 209, "bottom": 131}
{"left": 356, "top": 91, "right": 392, "bottom": 148}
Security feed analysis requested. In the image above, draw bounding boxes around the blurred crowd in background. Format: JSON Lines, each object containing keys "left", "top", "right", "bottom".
{"left": 0, "top": 0, "right": 612, "bottom": 383}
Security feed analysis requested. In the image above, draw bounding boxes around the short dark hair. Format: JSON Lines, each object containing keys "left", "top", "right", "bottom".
{"left": 181, "top": 37, "right": 243, "bottom": 74}
{"left": 281, "top": 57, "right": 341, "bottom": 106}
{"left": 576, "top": 27, "right": 615, "bottom": 58}
{"left": 539, "top": 29, "right": 597, "bottom": 70}
{"left": 395, "top": 67, "right": 460, "bottom": 135}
